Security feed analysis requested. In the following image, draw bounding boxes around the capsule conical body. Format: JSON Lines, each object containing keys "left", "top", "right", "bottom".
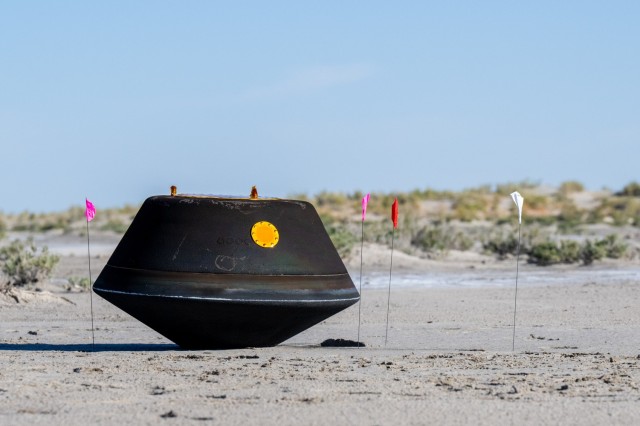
{"left": 93, "top": 195, "right": 359, "bottom": 349}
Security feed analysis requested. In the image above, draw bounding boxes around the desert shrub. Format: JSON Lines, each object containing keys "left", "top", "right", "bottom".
{"left": 452, "top": 193, "right": 489, "bottom": 221}
{"left": 320, "top": 214, "right": 357, "bottom": 258}
{"left": 9, "top": 207, "right": 84, "bottom": 233}
{"left": 482, "top": 231, "right": 519, "bottom": 259}
{"left": 64, "top": 276, "right": 91, "bottom": 292}
{"left": 526, "top": 216, "right": 556, "bottom": 226}
{"left": 483, "top": 226, "right": 546, "bottom": 259}
{"left": 589, "top": 197, "right": 640, "bottom": 226}
{"left": 11, "top": 212, "right": 38, "bottom": 232}
{"left": 616, "top": 182, "right": 640, "bottom": 197}
{"left": 527, "top": 240, "right": 581, "bottom": 265}
{"left": 411, "top": 224, "right": 472, "bottom": 255}
{"left": 527, "top": 235, "right": 627, "bottom": 266}
{"left": 316, "top": 192, "right": 349, "bottom": 208}
{"left": 345, "top": 191, "right": 364, "bottom": 203}
{"left": 464, "top": 185, "right": 493, "bottom": 195}
{"left": 0, "top": 216, "right": 6, "bottom": 240}
{"left": 288, "top": 193, "right": 310, "bottom": 202}
{"left": 40, "top": 216, "right": 70, "bottom": 232}
{"left": 325, "top": 224, "right": 357, "bottom": 258}
{"left": 0, "top": 238, "right": 59, "bottom": 288}
{"left": 527, "top": 241, "right": 563, "bottom": 266}
{"left": 557, "top": 201, "right": 584, "bottom": 233}
{"left": 524, "top": 194, "right": 550, "bottom": 211}
{"left": 558, "top": 240, "right": 581, "bottom": 263}
{"left": 100, "top": 219, "right": 129, "bottom": 234}
{"left": 362, "top": 220, "right": 396, "bottom": 246}
{"left": 397, "top": 212, "right": 421, "bottom": 239}
{"left": 580, "top": 240, "right": 606, "bottom": 265}
{"left": 413, "top": 188, "right": 455, "bottom": 200}
{"left": 494, "top": 180, "right": 540, "bottom": 196}
{"left": 559, "top": 181, "right": 585, "bottom": 195}
{"left": 364, "top": 193, "right": 417, "bottom": 218}
{"left": 594, "top": 234, "right": 627, "bottom": 259}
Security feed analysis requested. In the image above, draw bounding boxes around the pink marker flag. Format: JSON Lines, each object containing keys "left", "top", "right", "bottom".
{"left": 85, "top": 198, "right": 96, "bottom": 222}
{"left": 361, "top": 193, "right": 370, "bottom": 222}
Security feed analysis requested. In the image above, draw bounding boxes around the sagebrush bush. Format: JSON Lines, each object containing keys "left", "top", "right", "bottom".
{"left": 580, "top": 240, "right": 605, "bottom": 265}
{"left": 527, "top": 241, "right": 563, "bottom": 266}
{"left": 559, "top": 240, "right": 582, "bottom": 263}
{"left": 526, "top": 235, "right": 627, "bottom": 266}
{"left": 482, "top": 231, "right": 519, "bottom": 259}
{"left": 593, "top": 234, "right": 627, "bottom": 260}
{"left": 411, "top": 224, "right": 473, "bottom": 255}
{"left": 482, "top": 226, "right": 546, "bottom": 259}
{"left": 0, "top": 238, "right": 59, "bottom": 289}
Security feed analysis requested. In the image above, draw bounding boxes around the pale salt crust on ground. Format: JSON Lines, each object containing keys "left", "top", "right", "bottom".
{"left": 1, "top": 241, "right": 639, "bottom": 425}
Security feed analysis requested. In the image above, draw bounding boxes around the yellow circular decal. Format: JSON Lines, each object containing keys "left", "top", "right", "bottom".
{"left": 251, "top": 221, "right": 279, "bottom": 248}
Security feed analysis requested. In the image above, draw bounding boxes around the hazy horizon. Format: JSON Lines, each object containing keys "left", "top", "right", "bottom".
{"left": 0, "top": 179, "right": 632, "bottom": 215}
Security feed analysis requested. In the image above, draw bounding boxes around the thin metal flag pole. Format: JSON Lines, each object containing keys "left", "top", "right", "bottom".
{"left": 85, "top": 199, "right": 96, "bottom": 350}
{"left": 357, "top": 193, "right": 369, "bottom": 348}
{"left": 512, "top": 223, "right": 521, "bottom": 351}
{"left": 357, "top": 219, "right": 364, "bottom": 347}
{"left": 385, "top": 197, "right": 398, "bottom": 347}
{"left": 384, "top": 227, "right": 395, "bottom": 346}
{"left": 509, "top": 191, "right": 524, "bottom": 352}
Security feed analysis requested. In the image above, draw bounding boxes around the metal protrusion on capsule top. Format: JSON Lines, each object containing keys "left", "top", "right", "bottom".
{"left": 170, "top": 185, "right": 177, "bottom": 196}
{"left": 250, "top": 186, "right": 258, "bottom": 199}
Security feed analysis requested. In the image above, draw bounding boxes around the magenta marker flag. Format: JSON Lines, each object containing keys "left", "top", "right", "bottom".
{"left": 361, "top": 193, "right": 370, "bottom": 222}
{"left": 85, "top": 199, "right": 96, "bottom": 222}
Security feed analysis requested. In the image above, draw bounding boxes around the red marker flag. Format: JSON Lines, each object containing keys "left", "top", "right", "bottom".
{"left": 85, "top": 198, "right": 96, "bottom": 222}
{"left": 361, "top": 193, "right": 370, "bottom": 222}
{"left": 391, "top": 198, "right": 398, "bottom": 229}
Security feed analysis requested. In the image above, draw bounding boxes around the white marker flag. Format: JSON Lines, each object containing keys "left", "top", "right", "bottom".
{"left": 510, "top": 191, "right": 524, "bottom": 224}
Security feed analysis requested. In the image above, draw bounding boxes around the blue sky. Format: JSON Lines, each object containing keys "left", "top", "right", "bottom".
{"left": 1, "top": 2, "right": 638, "bottom": 213}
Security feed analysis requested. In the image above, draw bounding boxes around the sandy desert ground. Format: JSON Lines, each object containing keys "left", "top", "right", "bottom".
{"left": 1, "top": 233, "right": 639, "bottom": 425}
